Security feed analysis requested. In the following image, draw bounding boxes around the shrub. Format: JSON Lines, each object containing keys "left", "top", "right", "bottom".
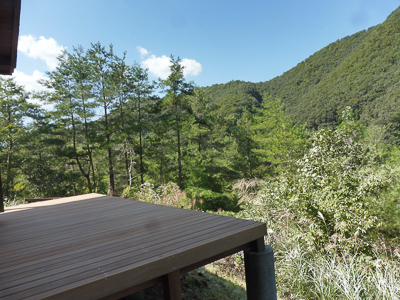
{"left": 134, "top": 181, "right": 187, "bottom": 208}
{"left": 252, "top": 108, "right": 393, "bottom": 252}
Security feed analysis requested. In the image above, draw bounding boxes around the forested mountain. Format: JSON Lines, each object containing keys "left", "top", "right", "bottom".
{"left": 203, "top": 7, "right": 400, "bottom": 130}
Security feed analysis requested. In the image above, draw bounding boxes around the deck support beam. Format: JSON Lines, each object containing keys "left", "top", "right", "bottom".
{"left": 163, "top": 270, "right": 182, "bottom": 300}
{"left": 244, "top": 239, "right": 277, "bottom": 300}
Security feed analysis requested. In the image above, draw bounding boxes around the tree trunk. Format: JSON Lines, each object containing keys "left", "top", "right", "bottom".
{"left": 177, "top": 128, "right": 182, "bottom": 187}
{"left": 139, "top": 131, "right": 144, "bottom": 185}
{"left": 71, "top": 164, "right": 77, "bottom": 196}
{"left": 75, "top": 156, "right": 92, "bottom": 192}
{"left": 88, "top": 146, "right": 96, "bottom": 192}
{"left": 124, "top": 143, "right": 129, "bottom": 186}
{"left": 108, "top": 146, "right": 115, "bottom": 195}
{"left": 0, "top": 166, "right": 4, "bottom": 212}
{"left": 82, "top": 97, "right": 96, "bottom": 192}
{"left": 138, "top": 94, "right": 144, "bottom": 185}
{"left": 120, "top": 97, "right": 130, "bottom": 187}
{"left": 104, "top": 103, "right": 114, "bottom": 196}
{"left": 159, "top": 153, "right": 164, "bottom": 185}
{"left": 71, "top": 111, "right": 93, "bottom": 193}
{"left": 6, "top": 139, "right": 13, "bottom": 197}
{"left": 247, "top": 141, "right": 252, "bottom": 177}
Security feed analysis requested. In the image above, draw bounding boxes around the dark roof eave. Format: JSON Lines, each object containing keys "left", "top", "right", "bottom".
{"left": 0, "top": 0, "right": 21, "bottom": 75}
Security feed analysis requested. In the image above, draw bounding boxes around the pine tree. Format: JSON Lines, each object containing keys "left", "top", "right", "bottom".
{"left": 159, "top": 56, "right": 194, "bottom": 187}
{"left": 87, "top": 43, "right": 123, "bottom": 195}
{"left": 128, "top": 63, "right": 155, "bottom": 185}
{"left": 0, "top": 77, "right": 40, "bottom": 199}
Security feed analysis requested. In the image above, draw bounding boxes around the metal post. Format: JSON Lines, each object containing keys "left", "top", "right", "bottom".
{"left": 244, "top": 245, "right": 277, "bottom": 300}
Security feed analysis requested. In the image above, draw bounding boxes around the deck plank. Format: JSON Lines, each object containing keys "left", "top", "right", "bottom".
{"left": 1, "top": 218, "right": 248, "bottom": 296}
{"left": 0, "top": 193, "right": 266, "bottom": 300}
{"left": 1, "top": 217, "right": 243, "bottom": 291}
{"left": 0, "top": 211, "right": 214, "bottom": 278}
{"left": 1, "top": 207, "right": 190, "bottom": 256}
{"left": 0, "top": 214, "right": 224, "bottom": 285}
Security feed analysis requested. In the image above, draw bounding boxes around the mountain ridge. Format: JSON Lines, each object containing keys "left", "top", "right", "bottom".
{"left": 202, "top": 6, "right": 400, "bottom": 130}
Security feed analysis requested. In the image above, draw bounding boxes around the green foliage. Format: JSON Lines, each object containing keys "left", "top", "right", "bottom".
{"left": 252, "top": 96, "right": 308, "bottom": 176}
{"left": 372, "top": 146, "right": 400, "bottom": 244}
{"left": 254, "top": 108, "right": 393, "bottom": 252}
{"left": 0, "top": 76, "right": 41, "bottom": 200}
{"left": 218, "top": 110, "right": 400, "bottom": 298}
{"left": 1, "top": 41, "right": 312, "bottom": 209}
{"left": 229, "top": 96, "right": 308, "bottom": 179}
{"left": 39, "top": 47, "right": 98, "bottom": 193}
{"left": 231, "top": 109, "right": 259, "bottom": 178}
{"left": 159, "top": 55, "right": 194, "bottom": 187}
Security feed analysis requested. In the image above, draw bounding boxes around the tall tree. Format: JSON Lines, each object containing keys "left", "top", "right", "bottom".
{"left": 159, "top": 56, "right": 194, "bottom": 187}
{"left": 0, "top": 77, "right": 40, "bottom": 199}
{"left": 87, "top": 43, "right": 123, "bottom": 196}
{"left": 39, "top": 48, "right": 97, "bottom": 193}
{"left": 110, "top": 54, "right": 131, "bottom": 187}
{"left": 69, "top": 46, "right": 98, "bottom": 192}
{"left": 252, "top": 96, "right": 307, "bottom": 176}
{"left": 129, "top": 63, "right": 155, "bottom": 185}
{"left": 232, "top": 109, "right": 258, "bottom": 178}
{"left": 20, "top": 119, "right": 78, "bottom": 198}
{"left": 184, "top": 88, "right": 227, "bottom": 194}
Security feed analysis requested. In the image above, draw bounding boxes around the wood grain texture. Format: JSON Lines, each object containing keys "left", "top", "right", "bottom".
{"left": 0, "top": 193, "right": 266, "bottom": 300}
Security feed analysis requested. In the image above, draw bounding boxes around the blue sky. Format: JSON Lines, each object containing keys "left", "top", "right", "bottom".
{"left": 14, "top": 0, "right": 400, "bottom": 92}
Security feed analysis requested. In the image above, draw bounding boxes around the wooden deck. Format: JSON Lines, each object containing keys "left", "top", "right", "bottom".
{"left": 0, "top": 193, "right": 267, "bottom": 300}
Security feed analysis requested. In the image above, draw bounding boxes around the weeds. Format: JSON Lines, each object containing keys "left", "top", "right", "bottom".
{"left": 217, "top": 197, "right": 400, "bottom": 300}
{"left": 133, "top": 181, "right": 186, "bottom": 208}
{"left": 4, "top": 198, "right": 24, "bottom": 207}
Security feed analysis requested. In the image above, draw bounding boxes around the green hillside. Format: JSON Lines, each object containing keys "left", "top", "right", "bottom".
{"left": 203, "top": 7, "right": 400, "bottom": 130}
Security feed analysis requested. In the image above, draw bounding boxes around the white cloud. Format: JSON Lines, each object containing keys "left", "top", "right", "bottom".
{"left": 141, "top": 54, "right": 172, "bottom": 80}
{"left": 138, "top": 47, "right": 202, "bottom": 80}
{"left": 136, "top": 46, "right": 149, "bottom": 59}
{"left": 12, "top": 70, "right": 54, "bottom": 109}
{"left": 12, "top": 69, "right": 49, "bottom": 93}
{"left": 181, "top": 58, "right": 202, "bottom": 77}
{"left": 18, "top": 35, "right": 65, "bottom": 70}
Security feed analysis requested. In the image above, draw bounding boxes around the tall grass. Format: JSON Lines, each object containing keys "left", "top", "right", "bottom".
{"left": 219, "top": 199, "right": 400, "bottom": 300}
{"left": 277, "top": 245, "right": 400, "bottom": 300}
